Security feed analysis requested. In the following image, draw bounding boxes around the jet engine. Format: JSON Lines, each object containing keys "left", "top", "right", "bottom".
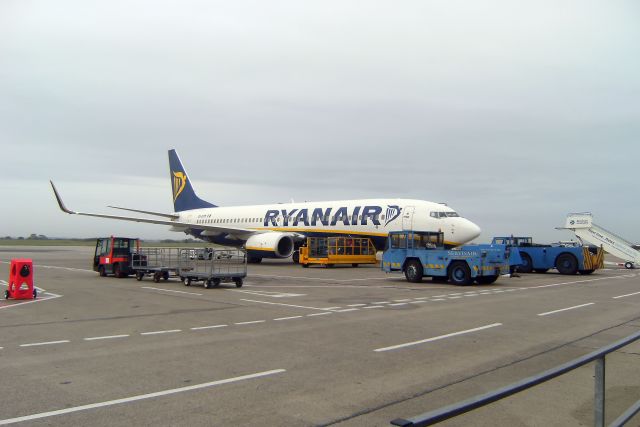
{"left": 244, "top": 232, "right": 295, "bottom": 260}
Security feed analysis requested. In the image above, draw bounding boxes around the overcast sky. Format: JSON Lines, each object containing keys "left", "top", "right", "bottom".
{"left": 1, "top": 0, "right": 638, "bottom": 242}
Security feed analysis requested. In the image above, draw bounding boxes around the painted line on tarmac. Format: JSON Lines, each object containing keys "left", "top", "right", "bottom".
{"left": 140, "top": 329, "right": 182, "bottom": 336}
{"left": 228, "top": 289, "right": 306, "bottom": 298}
{"left": 537, "top": 303, "right": 595, "bottom": 317}
{"left": 249, "top": 273, "right": 388, "bottom": 283}
{"left": 0, "top": 369, "right": 287, "bottom": 426}
{"left": 235, "top": 320, "right": 266, "bottom": 325}
{"left": 613, "top": 291, "right": 640, "bottom": 299}
{"left": 20, "top": 340, "right": 70, "bottom": 347}
{"left": 141, "top": 287, "right": 202, "bottom": 296}
{"left": 274, "top": 316, "right": 303, "bottom": 321}
{"left": 307, "top": 312, "right": 333, "bottom": 317}
{"left": 190, "top": 324, "right": 228, "bottom": 331}
{"left": 239, "top": 299, "right": 336, "bottom": 312}
{"left": 374, "top": 323, "right": 503, "bottom": 352}
{"left": 0, "top": 262, "right": 95, "bottom": 274}
{"left": 0, "top": 294, "right": 62, "bottom": 311}
{"left": 84, "top": 335, "right": 130, "bottom": 341}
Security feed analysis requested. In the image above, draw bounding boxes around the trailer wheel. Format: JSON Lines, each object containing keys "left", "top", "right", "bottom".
{"left": 292, "top": 251, "right": 300, "bottom": 264}
{"left": 624, "top": 262, "right": 634, "bottom": 269}
{"left": 114, "top": 263, "right": 124, "bottom": 279}
{"left": 518, "top": 253, "right": 533, "bottom": 273}
{"left": 98, "top": 266, "right": 107, "bottom": 277}
{"left": 153, "top": 272, "right": 161, "bottom": 283}
{"left": 556, "top": 254, "right": 578, "bottom": 275}
{"left": 301, "top": 263, "right": 309, "bottom": 268}
{"left": 579, "top": 269, "right": 595, "bottom": 275}
{"left": 404, "top": 260, "right": 423, "bottom": 283}
{"left": 449, "top": 262, "right": 472, "bottom": 286}
{"left": 33, "top": 289, "right": 37, "bottom": 299}
{"left": 204, "top": 279, "right": 212, "bottom": 289}
{"left": 136, "top": 272, "right": 144, "bottom": 281}
{"left": 163, "top": 271, "right": 170, "bottom": 281}
{"left": 213, "top": 278, "right": 221, "bottom": 287}
{"left": 235, "top": 278, "right": 243, "bottom": 288}
{"left": 476, "top": 275, "right": 498, "bottom": 285}
{"left": 183, "top": 277, "right": 191, "bottom": 286}
{"left": 534, "top": 269, "right": 548, "bottom": 274}
{"left": 5, "top": 290, "right": 10, "bottom": 299}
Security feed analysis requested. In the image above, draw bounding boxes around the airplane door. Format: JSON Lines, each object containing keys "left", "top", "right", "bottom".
{"left": 402, "top": 206, "right": 415, "bottom": 230}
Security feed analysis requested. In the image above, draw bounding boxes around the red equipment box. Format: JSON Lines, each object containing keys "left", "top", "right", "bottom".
{"left": 5, "top": 259, "right": 36, "bottom": 300}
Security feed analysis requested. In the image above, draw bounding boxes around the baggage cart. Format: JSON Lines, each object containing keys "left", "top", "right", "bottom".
{"left": 178, "top": 248, "right": 247, "bottom": 288}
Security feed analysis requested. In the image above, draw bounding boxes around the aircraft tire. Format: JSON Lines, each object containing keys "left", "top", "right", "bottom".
{"left": 404, "top": 260, "right": 423, "bottom": 283}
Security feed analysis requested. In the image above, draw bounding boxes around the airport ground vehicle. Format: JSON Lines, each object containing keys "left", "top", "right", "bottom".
{"left": 491, "top": 236, "right": 604, "bottom": 275}
{"left": 94, "top": 237, "right": 143, "bottom": 278}
{"left": 382, "top": 231, "right": 512, "bottom": 285}
{"left": 560, "top": 212, "right": 640, "bottom": 269}
{"left": 178, "top": 248, "right": 246, "bottom": 288}
{"left": 299, "top": 237, "right": 377, "bottom": 267}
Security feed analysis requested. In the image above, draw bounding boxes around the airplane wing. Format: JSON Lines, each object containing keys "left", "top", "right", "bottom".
{"left": 107, "top": 206, "right": 180, "bottom": 220}
{"left": 50, "top": 181, "right": 257, "bottom": 238}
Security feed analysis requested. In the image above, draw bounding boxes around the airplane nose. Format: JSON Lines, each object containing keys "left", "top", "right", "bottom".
{"left": 461, "top": 220, "right": 482, "bottom": 242}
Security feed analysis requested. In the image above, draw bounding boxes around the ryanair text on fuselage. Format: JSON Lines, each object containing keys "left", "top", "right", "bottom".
{"left": 263, "top": 205, "right": 402, "bottom": 228}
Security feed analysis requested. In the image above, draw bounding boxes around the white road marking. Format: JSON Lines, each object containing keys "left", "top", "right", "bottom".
{"left": 389, "top": 303, "right": 407, "bottom": 307}
{"left": 273, "top": 316, "right": 303, "bottom": 321}
{"left": 447, "top": 296, "right": 462, "bottom": 299}
{"left": 190, "top": 325, "right": 228, "bottom": 330}
{"left": 363, "top": 306, "right": 384, "bottom": 309}
{"left": 410, "top": 300, "right": 428, "bottom": 304}
{"left": 492, "top": 291, "right": 505, "bottom": 294}
{"left": 0, "top": 294, "right": 62, "bottom": 310}
{"left": 322, "top": 306, "right": 342, "bottom": 310}
{"left": 239, "top": 299, "right": 337, "bottom": 311}
{"left": 431, "top": 298, "right": 446, "bottom": 301}
{"left": 307, "top": 312, "right": 332, "bottom": 317}
{"left": 432, "top": 295, "right": 447, "bottom": 298}
{"left": 249, "top": 273, "right": 388, "bottom": 283}
{"left": 20, "top": 340, "right": 70, "bottom": 347}
{"left": 347, "top": 304, "right": 367, "bottom": 307}
{"left": 228, "top": 289, "right": 305, "bottom": 298}
{"left": 140, "top": 329, "right": 182, "bottom": 336}
{"left": 464, "top": 294, "right": 479, "bottom": 297}
{"left": 235, "top": 320, "right": 266, "bottom": 325}
{"left": 84, "top": 335, "right": 129, "bottom": 341}
{"left": 334, "top": 308, "right": 360, "bottom": 312}
{"left": 0, "top": 369, "right": 286, "bottom": 426}
{"left": 374, "top": 323, "right": 503, "bottom": 352}
{"left": 613, "top": 291, "right": 640, "bottom": 299}
{"left": 141, "top": 287, "right": 202, "bottom": 296}
{"left": 393, "top": 299, "right": 412, "bottom": 302}
{"left": 537, "top": 303, "right": 595, "bottom": 317}
{"left": 372, "top": 301, "right": 391, "bottom": 304}
{"left": 414, "top": 297, "right": 429, "bottom": 300}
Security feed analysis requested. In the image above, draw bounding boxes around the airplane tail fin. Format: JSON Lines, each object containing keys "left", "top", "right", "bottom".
{"left": 168, "top": 149, "right": 217, "bottom": 212}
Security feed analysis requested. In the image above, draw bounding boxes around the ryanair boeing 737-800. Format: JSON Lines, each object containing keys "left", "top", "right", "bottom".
{"left": 51, "top": 149, "right": 481, "bottom": 263}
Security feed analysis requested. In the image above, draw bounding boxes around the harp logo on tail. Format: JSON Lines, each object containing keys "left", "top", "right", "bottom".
{"left": 385, "top": 205, "right": 402, "bottom": 227}
{"left": 172, "top": 171, "right": 187, "bottom": 202}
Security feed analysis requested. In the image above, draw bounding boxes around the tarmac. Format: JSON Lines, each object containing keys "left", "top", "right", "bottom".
{"left": 0, "top": 245, "right": 639, "bottom": 426}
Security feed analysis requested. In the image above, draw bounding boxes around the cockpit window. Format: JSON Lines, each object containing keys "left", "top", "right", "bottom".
{"left": 430, "top": 211, "right": 460, "bottom": 218}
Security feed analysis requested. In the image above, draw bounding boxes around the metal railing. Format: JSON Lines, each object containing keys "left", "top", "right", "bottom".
{"left": 391, "top": 330, "right": 640, "bottom": 427}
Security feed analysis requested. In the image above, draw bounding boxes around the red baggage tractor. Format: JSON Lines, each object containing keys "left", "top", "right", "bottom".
{"left": 5, "top": 259, "right": 36, "bottom": 300}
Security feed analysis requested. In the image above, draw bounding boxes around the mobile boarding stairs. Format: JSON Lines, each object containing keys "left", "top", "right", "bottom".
{"left": 559, "top": 213, "right": 640, "bottom": 269}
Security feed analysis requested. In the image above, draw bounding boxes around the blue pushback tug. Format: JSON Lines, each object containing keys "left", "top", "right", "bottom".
{"left": 491, "top": 236, "right": 604, "bottom": 275}
{"left": 382, "top": 231, "right": 514, "bottom": 285}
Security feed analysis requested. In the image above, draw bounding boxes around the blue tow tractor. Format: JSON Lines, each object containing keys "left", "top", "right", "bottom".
{"left": 382, "top": 231, "right": 515, "bottom": 285}
{"left": 491, "top": 236, "right": 604, "bottom": 275}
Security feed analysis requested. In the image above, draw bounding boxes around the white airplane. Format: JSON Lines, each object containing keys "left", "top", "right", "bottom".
{"left": 51, "top": 149, "right": 481, "bottom": 263}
